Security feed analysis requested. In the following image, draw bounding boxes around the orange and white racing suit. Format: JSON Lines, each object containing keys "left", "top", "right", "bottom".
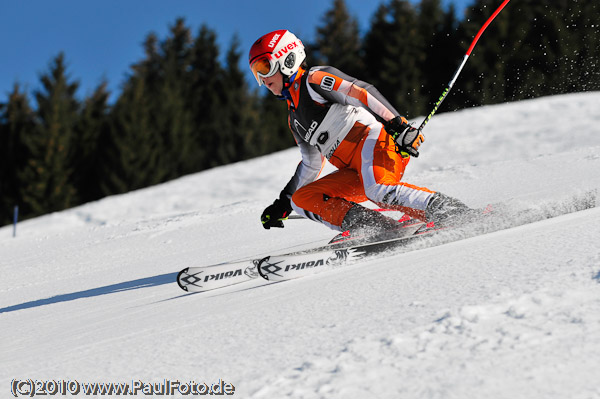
{"left": 280, "top": 66, "right": 435, "bottom": 231}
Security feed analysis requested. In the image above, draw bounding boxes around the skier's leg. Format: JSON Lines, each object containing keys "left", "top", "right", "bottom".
{"left": 290, "top": 168, "right": 366, "bottom": 231}
{"left": 291, "top": 168, "right": 403, "bottom": 234}
{"left": 359, "top": 122, "right": 474, "bottom": 225}
{"left": 358, "top": 124, "right": 435, "bottom": 219}
{"left": 292, "top": 119, "right": 473, "bottom": 233}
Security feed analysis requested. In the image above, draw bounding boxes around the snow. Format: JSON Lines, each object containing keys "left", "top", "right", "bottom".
{"left": 1, "top": 92, "right": 600, "bottom": 398}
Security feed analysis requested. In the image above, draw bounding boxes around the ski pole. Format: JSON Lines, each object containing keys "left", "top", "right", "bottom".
{"left": 418, "top": 0, "right": 511, "bottom": 132}
{"left": 288, "top": 209, "right": 396, "bottom": 220}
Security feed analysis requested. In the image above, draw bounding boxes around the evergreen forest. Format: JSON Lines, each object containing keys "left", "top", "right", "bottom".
{"left": 1, "top": 0, "right": 599, "bottom": 226}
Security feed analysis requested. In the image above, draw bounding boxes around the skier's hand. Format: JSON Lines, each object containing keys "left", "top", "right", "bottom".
{"left": 261, "top": 196, "right": 292, "bottom": 229}
{"left": 385, "top": 116, "right": 425, "bottom": 158}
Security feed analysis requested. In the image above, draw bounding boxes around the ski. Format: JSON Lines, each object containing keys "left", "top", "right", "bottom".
{"left": 175, "top": 211, "right": 486, "bottom": 293}
{"left": 257, "top": 226, "right": 434, "bottom": 282}
{"left": 177, "top": 259, "right": 261, "bottom": 292}
{"left": 176, "top": 222, "right": 426, "bottom": 293}
{"left": 176, "top": 195, "right": 596, "bottom": 293}
{"left": 255, "top": 208, "right": 496, "bottom": 283}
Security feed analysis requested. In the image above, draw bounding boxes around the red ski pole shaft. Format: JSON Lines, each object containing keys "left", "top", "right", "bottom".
{"left": 418, "top": 0, "right": 511, "bottom": 132}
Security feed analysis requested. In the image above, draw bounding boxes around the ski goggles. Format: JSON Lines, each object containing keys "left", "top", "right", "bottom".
{"left": 250, "top": 55, "right": 278, "bottom": 85}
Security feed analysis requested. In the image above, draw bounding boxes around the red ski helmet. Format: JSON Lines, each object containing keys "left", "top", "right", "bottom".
{"left": 249, "top": 29, "right": 306, "bottom": 86}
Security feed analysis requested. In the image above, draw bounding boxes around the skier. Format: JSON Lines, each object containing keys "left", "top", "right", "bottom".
{"left": 249, "top": 29, "right": 474, "bottom": 238}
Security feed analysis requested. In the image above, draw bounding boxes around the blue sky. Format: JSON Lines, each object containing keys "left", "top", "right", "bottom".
{"left": 0, "top": 0, "right": 472, "bottom": 102}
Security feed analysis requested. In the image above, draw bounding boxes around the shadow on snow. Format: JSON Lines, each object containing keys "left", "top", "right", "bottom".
{"left": 0, "top": 272, "right": 178, "bottom": 314}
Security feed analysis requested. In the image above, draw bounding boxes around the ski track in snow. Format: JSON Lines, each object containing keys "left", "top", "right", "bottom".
{"left": 1, "top": 92, "right": 600, "bottom": 398}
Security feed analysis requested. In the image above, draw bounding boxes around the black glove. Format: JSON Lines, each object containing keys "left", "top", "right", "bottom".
{"left": 261, "top": 193, "right": 293, "bottom": 229}
{"left": 385, "top": 116, "right": 425, "bottom": 158}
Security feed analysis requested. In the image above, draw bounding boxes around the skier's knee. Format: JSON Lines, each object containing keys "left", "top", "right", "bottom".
{"left": 290, "top": 187, "right": 313, "bottom": 211}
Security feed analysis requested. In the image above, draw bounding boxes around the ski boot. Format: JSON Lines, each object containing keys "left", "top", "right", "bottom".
{"left": 424, "top": 192, "right": 478, "bottom": 229}
{"left": 331, "top": 204, "right": 413, "bottom": 245}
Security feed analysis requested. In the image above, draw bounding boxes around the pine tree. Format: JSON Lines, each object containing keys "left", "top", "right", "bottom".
{"left": 73, "top": 82, "right": 110, "bottom": 203}
{"left": 21, "top": 53, "right": 79, "bottom": 215}
{"left": 217, "top": 35, "right": 259, "bottom": 164}
{"left": 313, "top": 0, "right": 364, "bottom": 77}
{"left": 499, "top": 1, "right": 565, "bottom": 101}
{"left": 363, "top": 0, "right": 425, "bottom": 116}
{"left": 557, "top": 0, "right": 600, "bottom": 92}
{"left": 418, "top": 0, "right": 463, "bottom": 111}
{"left": 363, "top": 4, "right": 389, "bottom": 89}
{"left": 188, "top": 25, "right": 225, "bottom": 170}
{"left": 456, "top": 0, "right": 511, "bottom": 107}
{"left": 155, "top": 18, "right": 196, "bottom": 178}
{"left": 0, "top": 85, "right": 35, "bottom": 225}
{"left": 256, "top": 93, "right": 295, "bottom": 155}
{"left": 453, "top": 0, "right": 599, "bottom": 106}
{"left": 103, "top": 34, "right": 166, "bottom": 194}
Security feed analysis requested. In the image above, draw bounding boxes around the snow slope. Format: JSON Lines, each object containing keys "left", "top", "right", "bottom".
{"left": 1, "top": 92, "right": 600, "bottom": 399}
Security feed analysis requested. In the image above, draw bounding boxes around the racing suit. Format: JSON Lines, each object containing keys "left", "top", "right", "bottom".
{"left": 280, "top": 66, "right": 436, "bottom": 231}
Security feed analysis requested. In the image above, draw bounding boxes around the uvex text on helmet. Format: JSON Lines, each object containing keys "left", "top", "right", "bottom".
{"left": 248, "top": 30, "right": 306, "bottom": 86}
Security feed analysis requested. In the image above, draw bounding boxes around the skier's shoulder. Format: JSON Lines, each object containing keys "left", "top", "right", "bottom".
{"left": 304, "top": 66, "right": 360, "bottom": 99}
{"left": 307, "top": 65, "right": 349, "bottom": 86}
{"left": 308, "top": 65, "right": 344, "bottom": 75}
